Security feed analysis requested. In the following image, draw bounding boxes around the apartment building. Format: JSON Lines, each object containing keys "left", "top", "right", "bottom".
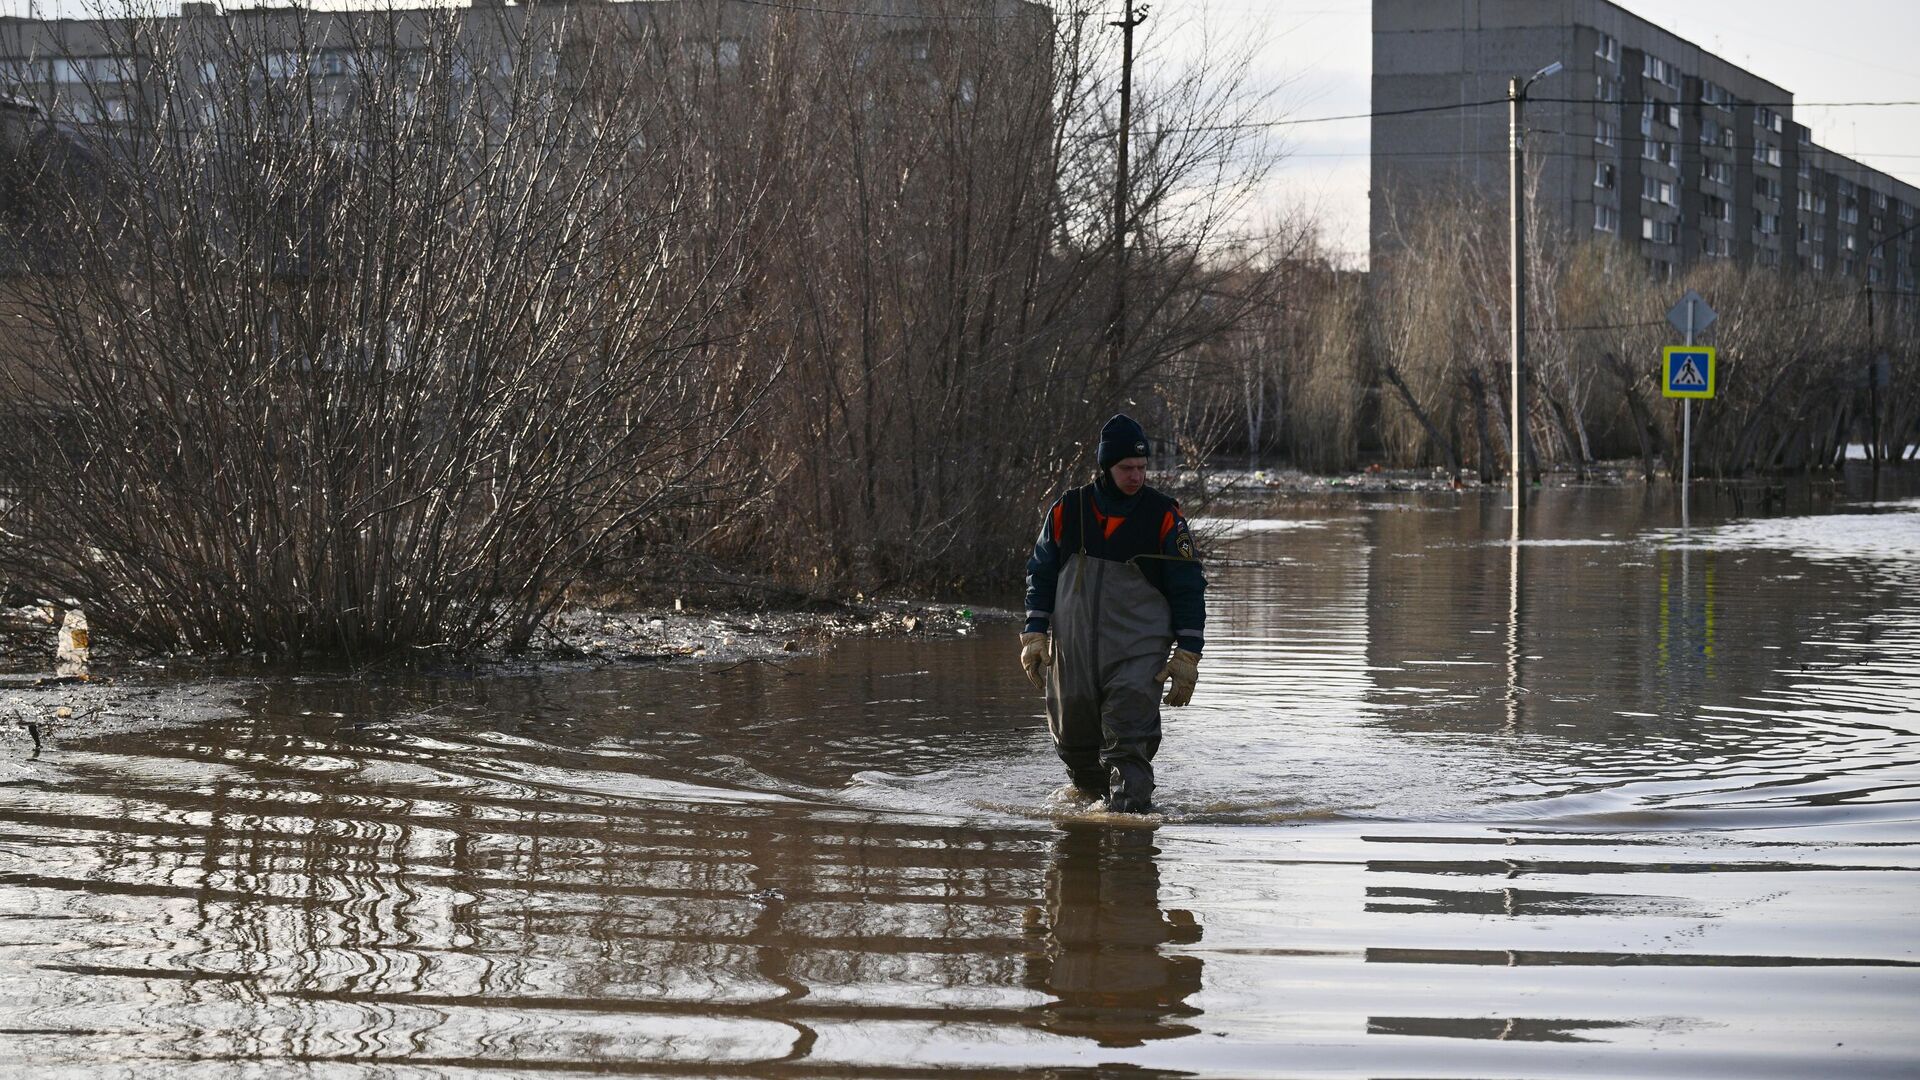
{"left": 1371, "top": 0, "right": 1919, "bottom": 290}
{"left": 0, "top": 0, "right": 1046, "bottom": 128}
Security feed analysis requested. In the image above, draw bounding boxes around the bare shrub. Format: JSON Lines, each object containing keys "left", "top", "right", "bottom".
{"left": 0, "top": 5, "right": 775, "bottom": 656}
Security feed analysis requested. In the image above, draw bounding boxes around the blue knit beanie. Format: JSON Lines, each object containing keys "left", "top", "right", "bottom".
{"left": 1096, "top": 414, "right": 1151, "bottom": 470}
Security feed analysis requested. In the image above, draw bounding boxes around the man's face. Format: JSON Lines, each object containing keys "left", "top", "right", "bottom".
{"left": 1110, "top": 457, "right": 1148, "bottom": 497}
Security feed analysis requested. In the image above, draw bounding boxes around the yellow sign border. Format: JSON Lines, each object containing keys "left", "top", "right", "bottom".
{"left": 1662, "top": 345, "right": 1716, "bottom": 399}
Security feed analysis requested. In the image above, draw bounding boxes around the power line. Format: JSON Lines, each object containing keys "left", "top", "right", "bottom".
{"left": 1131, "top": 97, "right": 1920, "bottom": 138}
{"left": 1530, "top": 97, "right": 1920, "bottom": 110}
{"left": 1181, "top": 97, "right": 1512, "bottom": 131}
{"left": 1296, "top": 145, "right": 1920, "bottom": 161}
{"left": 1536, "top": 287, "right": 1865, "bottom": 334}
{"left": 1089, "top": 97, "right": 1508, "bottom": 141}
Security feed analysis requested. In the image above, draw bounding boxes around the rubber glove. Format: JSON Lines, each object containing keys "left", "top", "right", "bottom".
{"left": 1020, "top": 632, "right": 1051, "bottom": 691}
{"left": 1156, "top": 649, "right": 1200, "bottom": 706}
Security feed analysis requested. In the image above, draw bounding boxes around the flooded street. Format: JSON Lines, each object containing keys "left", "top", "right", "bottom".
{"left": 2, "top": 477, "right": 1917, "bottom": 1079}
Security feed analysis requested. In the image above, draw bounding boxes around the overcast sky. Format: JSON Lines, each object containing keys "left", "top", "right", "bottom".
{"left": 6, "top": 0, "right": 1917, "bottom": 265}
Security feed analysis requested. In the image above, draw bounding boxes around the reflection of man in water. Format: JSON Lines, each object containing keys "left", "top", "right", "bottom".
{"left": 1025, "top": 824, "right": 1203, "bottom": 1047}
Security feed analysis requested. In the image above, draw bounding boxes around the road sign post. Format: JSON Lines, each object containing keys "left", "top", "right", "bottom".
{"left": 1664, "top": 292, "right": 1717, "bottom": 527}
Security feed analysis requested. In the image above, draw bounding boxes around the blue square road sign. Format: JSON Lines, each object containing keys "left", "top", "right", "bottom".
{"left": 1663, "top": 346, "right": 1715, "bottom": 399}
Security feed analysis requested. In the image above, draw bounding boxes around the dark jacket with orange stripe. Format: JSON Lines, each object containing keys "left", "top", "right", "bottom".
{"left": 1024, "top": 482, "right": 1206, "bottom": 655}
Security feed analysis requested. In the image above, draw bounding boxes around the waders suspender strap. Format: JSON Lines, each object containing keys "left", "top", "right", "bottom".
{"left": 1062, "top": 483, "right": 1090, "bottom": 609}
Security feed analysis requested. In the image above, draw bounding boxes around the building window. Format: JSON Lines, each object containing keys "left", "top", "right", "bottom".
{"left": 1595, "top": 119, "right": 1617, "bottom": 146}
{"left": 1, "top": 59, "right": 46, "bottom": 84}
{"left": 1596, "top": 32, "right": 1619, "bottom": 64}
{"left": 1638, "top": 101, "right": 1679, "bottom": 135}
{"left": 1756, "top": 211, "right": 1780, "bottom": 236}
{"left": 1703, "top": 160, "right": 1733, "bottom": 186}
{"left": 1813, "top": 251, "right": 1826, "bottom": 271}
{"left": 1702, "top": 80, "right": 1733, "bottom": 110}
{"left": 1642, "top": 218, "right": 1676, "bottom": 245}
{"left": 1594, "top": 205, "right": 1619, "bottom": 233}
{"left": 52, "top": 57, "right": 135, "bottom": 84}
{"left": 1642, "top": 175, "right": 1674, "bottom": 205}
{"left": 1594, "top": 162, "right": 1615, "bottom": 190}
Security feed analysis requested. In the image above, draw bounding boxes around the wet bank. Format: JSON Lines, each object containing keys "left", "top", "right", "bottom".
{"left": 0, "top": 468, "right": 1915, "bottom": 1077}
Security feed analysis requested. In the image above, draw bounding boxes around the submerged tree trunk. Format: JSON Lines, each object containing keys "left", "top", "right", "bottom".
{"left": 1602, "top": 352, "right": 1663, "bottom": 484}
{"left": 1381, "top": 361, "right": 1461, "bottom": 480}
{"left": 1465, "top": 367, "right": 1496, "bottom": 483}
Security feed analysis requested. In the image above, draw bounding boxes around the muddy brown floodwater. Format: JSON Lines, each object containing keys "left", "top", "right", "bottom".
{"left": 1, "top": 475, "right": 1917, "bottom": 1079}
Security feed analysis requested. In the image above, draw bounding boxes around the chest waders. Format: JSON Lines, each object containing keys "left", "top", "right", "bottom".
{"left": 1045, "top": 542, "right": 1173, "bottom": 809}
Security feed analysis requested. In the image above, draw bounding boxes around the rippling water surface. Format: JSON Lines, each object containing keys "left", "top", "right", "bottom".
{"left": 2, "top": 479, "right": 1917, "bottom": 1078}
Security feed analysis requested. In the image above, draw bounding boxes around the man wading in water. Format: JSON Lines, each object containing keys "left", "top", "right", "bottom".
{"left": 1021, "top": 415, "right": 1207, "bottom": 813}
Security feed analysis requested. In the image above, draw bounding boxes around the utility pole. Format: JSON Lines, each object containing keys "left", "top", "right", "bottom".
{"left": 1866, "top": 283, "right": 1879, "bottom": 468}
{"left": 1108, "top": 0, "right": 1145, "bottom": 383}
{"left": 1506, "top": 61, "right": 1559, "bottom": 513}
{"left": 1508, "top": 75, "right": 1527, "bottom": 511}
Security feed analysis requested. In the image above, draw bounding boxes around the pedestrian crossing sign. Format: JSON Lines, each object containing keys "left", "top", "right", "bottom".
{"left": 1663, "top": 346, "right": 1716, "bottom": 399}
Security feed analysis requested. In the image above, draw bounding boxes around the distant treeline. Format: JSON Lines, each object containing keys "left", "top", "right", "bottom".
{"left": 1165, "top": 188, "right": 1919, "bottom": 485}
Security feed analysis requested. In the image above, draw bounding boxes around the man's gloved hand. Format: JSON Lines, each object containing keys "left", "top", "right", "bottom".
{"left": 1020, "top": 632, "right": 1052, "bottom": 691}
{"left": 1156, "top": 649, "right": 1200, "bottom": 706}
